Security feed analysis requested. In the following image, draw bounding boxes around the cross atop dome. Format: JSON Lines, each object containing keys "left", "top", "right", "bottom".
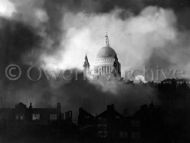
{"left": 105, "top": 33, "right": 110, "bottom": 47}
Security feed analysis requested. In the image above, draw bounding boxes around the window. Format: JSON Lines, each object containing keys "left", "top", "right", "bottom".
{"left": 32, "top": 114, "right": 40, "bottom": 120}
{"left": 98, "top": 130, "right": 108, "bottom": 138}
{"left": 120, "top": 131, "right": 128, "bottom": 138}
{"left": 98, "top": 117, "right": 107, "bottom": 122}
{"left": 50, "top": 114, "right": 57, "bottom": 121}
{"left": 98, "top": 123, "right": 107, "bottom": 129}
{"left": 16, "top": 115, "right": 19, "bottom": 120}
{"left": 20, "top": 115, "right": 24, "bottom": 120}
{"left": 16, "top": 114, "right": 24, "bottom": 120}
{"left": 131, "top": 131, "right": 141, "bottom": 139}
{"left": 95, "top": 68, "right": 98, "bottom": 73}
{"left": 131, "top": 120, "right": 141, "bottom": 127}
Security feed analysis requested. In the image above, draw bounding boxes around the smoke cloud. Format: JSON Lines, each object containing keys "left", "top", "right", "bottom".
{"left": 1, "top": 0, "right": 190, "bottom": 117}
{"left": 41, "top": 7, "right": 177, "bottom": 76}
{"left": 0, "top": 0, "right": 16, "bottom": 18}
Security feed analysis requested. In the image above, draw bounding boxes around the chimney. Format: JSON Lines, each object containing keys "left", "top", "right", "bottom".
{"left": 57, "top": 102, "right": 61, "bottom": 113}
{"left": 57, "top": 103, "right": 61, "bottom": 120}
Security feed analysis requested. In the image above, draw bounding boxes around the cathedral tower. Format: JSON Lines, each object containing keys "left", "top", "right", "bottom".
{"left": 83, "top": 54, "right": 90, "bottom": 75}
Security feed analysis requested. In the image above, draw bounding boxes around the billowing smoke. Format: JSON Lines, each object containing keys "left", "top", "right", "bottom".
{"left": 0, "top": 0, "right": 16, "bottom": 18}
{"left": 0, "top": 0, "right": 190, "bottom": 117}
{"left": 41, "top": 6, "right": 177, "bottom": 75}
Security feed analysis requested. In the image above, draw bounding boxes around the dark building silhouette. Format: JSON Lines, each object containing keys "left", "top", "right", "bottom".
{"left": 0, "top": 78, "right": 189, "bottom": 143}
{"left": 78, "top": 104, "right": 142, "bottom": 142}
{"left": 78, "top": 108, "right": 96, "bottom": 140}
{"left": 0, "top": 102, "right": 76, "bottom": 139}
{"left": 0, "top": 102, "right": 65, "bottom": 124}
{"left": 96, "top": 104, "right": 125, "bottom": 139}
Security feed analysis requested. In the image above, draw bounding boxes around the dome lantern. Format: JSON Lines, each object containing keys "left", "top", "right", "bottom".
{"left": 105, "top": 33, "right": 110, "bottom": 47}
{"left": 96, "top": 34, "right": 117, "bottom": 58}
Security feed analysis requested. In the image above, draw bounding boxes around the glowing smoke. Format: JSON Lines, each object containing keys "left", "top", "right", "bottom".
{"left": 0, "top": 0, "right": 15, "bottom": 18}
{"left": 41, "top": 7, "right": 177, "bottom": 76}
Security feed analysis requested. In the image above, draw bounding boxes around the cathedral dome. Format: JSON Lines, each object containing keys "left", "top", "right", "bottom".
{"left": 88, "top": 34, "right": 121, "bottom": 78}
{"left": 96, "top": 46, "right": 117, "bottom": 58}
